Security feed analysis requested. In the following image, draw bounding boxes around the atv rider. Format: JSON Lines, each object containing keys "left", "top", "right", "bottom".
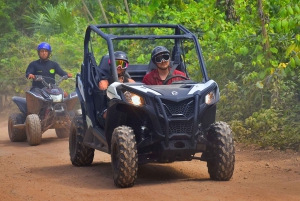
{"left": 25, "top": 42, "right": 72, "bottom": 96}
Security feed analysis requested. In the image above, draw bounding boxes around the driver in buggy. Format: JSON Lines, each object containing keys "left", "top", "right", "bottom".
{"left": 25, "top": 42, "right": 72, "bottom": 97}
{"left": 142, "top": 46, "right": 187, "bottom": 85}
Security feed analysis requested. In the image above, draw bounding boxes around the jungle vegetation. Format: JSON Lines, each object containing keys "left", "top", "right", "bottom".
{"left": 0, "top": 0, "right": 299, "bottom": 150}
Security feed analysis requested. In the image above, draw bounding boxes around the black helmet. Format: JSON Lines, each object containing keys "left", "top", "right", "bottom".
{"left": 151, "top": 46, "right": 170, "bottom": 62}
{"left": 114, "top": 51, "right": 129, "bottom": 63}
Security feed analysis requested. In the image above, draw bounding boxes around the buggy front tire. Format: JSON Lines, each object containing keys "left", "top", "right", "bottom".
{"left": 206, "top": 121, "right": 235, "bottom": 181}
{"left": 8, "top": 113, "right": 27, "bottom": 142}
{"left": 111, "top": 126, "right": 138, "bottom": 188}
{"left": 25, "top": 114, "right": 42, "bottom": 146}
{"left": 69, "top": 115, "right": 94, "bottom": 166}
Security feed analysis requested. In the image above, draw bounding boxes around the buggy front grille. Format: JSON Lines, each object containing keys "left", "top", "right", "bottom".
{"left": 159, "top": 120, "right": 194, "bottom": 136}
{"left": 157, "top": 99, "right": 195, "bottom": 118}
{"left": 156, "top": 98, "right": 195, "bottom": 136}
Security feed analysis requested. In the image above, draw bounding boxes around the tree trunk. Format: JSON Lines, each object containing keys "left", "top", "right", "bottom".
{"left": 81, "top": 0, "right": 95, "bottom": 23}
{"left": 216, "top": 0, "right": 239, "bottom": 22}
{"left": 257, "top": 0, "right": 271, "bottom": 58}
{"left": 97, "top": 0, "right": 110, "bottom": 24}
{"left": 123, "top": 0, "right": 132, "bottom": 23}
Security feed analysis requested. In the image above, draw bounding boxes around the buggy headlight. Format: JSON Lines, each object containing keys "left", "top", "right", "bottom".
{"left": 205, "top": 91, "right": 216, "bottom": 105}
{"left": 124, "top": 91, "right": 145, "bottom": 106}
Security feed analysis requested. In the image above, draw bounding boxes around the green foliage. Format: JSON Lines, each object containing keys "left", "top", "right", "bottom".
{"left": 24, "top": 2, "right": 84, "bottom": 36}
{"left": 230, "top": 108, "right": 300, "bottom": 150}
{"left": 217, "top": 82, "right": 243, "bottom": 121}
{"left": 1, "top": 0, "right": 300, "bottom": 150}
{"left": 0, "top": 35, "right": 38, "bottom": 94}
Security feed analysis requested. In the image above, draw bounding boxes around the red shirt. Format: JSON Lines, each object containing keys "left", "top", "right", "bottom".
{"left": 142, "top": 68, "right": 186, "bottom": 85}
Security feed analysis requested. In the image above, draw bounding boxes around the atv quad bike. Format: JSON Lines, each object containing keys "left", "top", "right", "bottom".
{"left": 70, "top": 24, "right": 235, "bottom": 188}
{"left": 8, "top": 75, "right": 79, "bottom": 146}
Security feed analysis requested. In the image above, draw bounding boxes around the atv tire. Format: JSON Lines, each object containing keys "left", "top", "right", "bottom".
{"left": 25, "top": 114, "right": 42, "bottom": 146}
{"left": 111, "top": 126, "right": 138, "bottom": 188}
{"left": 69, "top": 115, "right": 94, "bottom": 166}
{"left": 55, "top": 128, "right": 69, "bottom": 138}
{"left": 206, "top": 121, "right": 235, "bottom": 181}
{"left": 8, "top": 113, "right": 27, "bottom": 142}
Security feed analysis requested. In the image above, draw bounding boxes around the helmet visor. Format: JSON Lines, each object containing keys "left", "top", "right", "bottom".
{"left": 116, "top": 60, "right": 129, "bottom": 69}
{"left": 155, "top": 54, "right": 170, "bottom": 63}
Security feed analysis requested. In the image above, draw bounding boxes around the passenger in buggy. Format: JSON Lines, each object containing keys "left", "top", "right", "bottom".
{"left": 98, "top": 51, "right": 135, "bottom": 119}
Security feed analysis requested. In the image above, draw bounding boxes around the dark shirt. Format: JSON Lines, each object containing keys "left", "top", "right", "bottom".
{"left": 142, "top": 68, "right": 186, "bottom": 85}
{"left": 25, "top": 59, "right": 67, "bottom": 89}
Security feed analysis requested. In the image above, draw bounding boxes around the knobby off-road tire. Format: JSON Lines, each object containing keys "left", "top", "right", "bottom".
{"left": 25, "top": 114, "right": 42, "bottom": 146}
{"left": 206, "top": 121, "right": 235, "bottom": 181}
{"left": 55, "top": 128, "right": 69, "bottom": 138}
{"left": 111, "top": 126, "right": 138, "bottom": 188}
{"left": 69, "top": 115, "right": 94, "bottom": 166}
{"left": 8, "top": 113, "right": 27, "bottom": 142}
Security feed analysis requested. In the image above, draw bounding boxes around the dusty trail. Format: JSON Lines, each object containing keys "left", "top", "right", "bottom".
{"left": 0, "top": 119, "right": 300, "bottom": 201}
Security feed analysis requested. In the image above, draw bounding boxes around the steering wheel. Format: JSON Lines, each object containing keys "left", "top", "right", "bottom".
{"left": 163, "top": 75, "right": 189, "bottom": 85}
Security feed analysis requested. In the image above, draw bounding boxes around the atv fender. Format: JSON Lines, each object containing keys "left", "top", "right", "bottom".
{"left": 12, "top": 96, "right": 27, "bottom": 115}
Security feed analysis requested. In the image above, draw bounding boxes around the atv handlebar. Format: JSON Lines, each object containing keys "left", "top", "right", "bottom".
{"left": 34, "top": 75, "right": 68, "bottom": 89}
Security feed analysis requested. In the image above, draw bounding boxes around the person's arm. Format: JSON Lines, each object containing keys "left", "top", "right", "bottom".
{"left": 99, "top": 79, "right": 109, "bottom": 90}
{"left": 143, "top": 72, "right": 158, "bottom": 85}
{"left": 54, "top": 61, "right": 71, "bottom": 77}
{"left": 25, "top": 62, "right": 36, "bottom": 79}
{"left": 142, "top": 75, "right": 151, "bottom": 85}
{"left": 173, "top": 70, "right": 186, "bottom": 76}
{"left": 124, "top": 72, "right": 135, "bottom": 83}
{"left": 128, "top": 78, "right": 135, "bottom": 83}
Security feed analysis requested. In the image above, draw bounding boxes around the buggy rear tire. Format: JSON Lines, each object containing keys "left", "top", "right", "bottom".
{"left": 55, "top": 128, "right": 69, "bottom": 138}
{"left": 8, "top": 113, "right": 27, "bottom": 142}
{"left": 206, "top": 121, "right": 235, "bottom": 181}
{"left": 69, "top": 115, "right": 94, "bottom": 166}
{"left": 25, "top": 114, "right": 42, "bottom": 146}
{"left": 111, "top": 126, "right": 138, "bottom": 188}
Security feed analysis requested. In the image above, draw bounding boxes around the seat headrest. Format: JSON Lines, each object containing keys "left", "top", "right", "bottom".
{"left": 146, "top": 60, "right": 157, "bottom": 74}
{"left": 99, "top": 55, "right": 110, "bottom": 72}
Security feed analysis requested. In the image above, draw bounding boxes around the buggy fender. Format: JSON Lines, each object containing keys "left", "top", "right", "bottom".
{"left": 12, "top": 96, "right": 27, "bottom": 115}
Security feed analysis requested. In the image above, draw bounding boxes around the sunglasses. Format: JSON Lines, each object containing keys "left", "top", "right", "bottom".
{"left": 115, "top": 60, "right": 129, "bottom": 69}
{"left": 155, "top": 54, "right": 170, "bottom": 63}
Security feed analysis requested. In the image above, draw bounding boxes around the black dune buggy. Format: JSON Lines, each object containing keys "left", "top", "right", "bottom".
{"left": 8, "top": 75, "right": 79, "bottom": 146}
{"left": 70, "top": 24, "right": 235, "bottom": 188}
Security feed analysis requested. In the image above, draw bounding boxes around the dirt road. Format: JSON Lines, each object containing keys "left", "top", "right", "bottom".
{"left": 0, "top": 119, "right": 300, "bottom": 201}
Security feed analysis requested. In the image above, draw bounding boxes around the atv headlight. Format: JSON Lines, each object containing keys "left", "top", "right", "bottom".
{"left": 124, "top": 91, "right": 145, "bottom": 106}
{"left": 205, "top": 91, "right": 216, "bottom": 105}
{"left": 50, "top": 94, "right": 63, "bottom": 102}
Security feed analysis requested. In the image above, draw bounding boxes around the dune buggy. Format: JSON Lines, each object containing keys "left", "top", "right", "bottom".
{"left": 70, "top": 24, "right": 235, "bottom": 188}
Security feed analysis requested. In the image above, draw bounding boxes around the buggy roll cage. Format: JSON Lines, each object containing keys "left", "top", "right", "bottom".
{"left": 82, "top": 24, "right": 209, "bottom": 93}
